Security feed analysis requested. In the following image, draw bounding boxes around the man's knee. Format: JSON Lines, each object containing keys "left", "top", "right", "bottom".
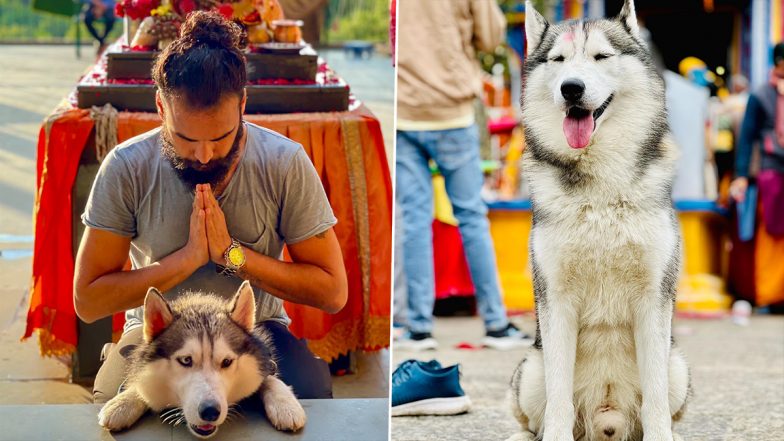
{"left": 262, "top": 321, "right": 333, "bottom": 399}
{"left": 92, "top": 327, "right": 142, "bottom": 404}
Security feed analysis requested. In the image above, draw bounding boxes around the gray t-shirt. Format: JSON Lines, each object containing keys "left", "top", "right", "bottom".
{"left": 82, "top": 122, "right": 337, "bottom": 333}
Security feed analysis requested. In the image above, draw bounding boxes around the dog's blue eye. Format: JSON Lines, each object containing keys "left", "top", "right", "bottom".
{"left": 595, "top": 53, "right": 613, "bottom": 61}
{"left": 550, "top": 55, "right": 565, "bottom": 62}
{"left": 221, "top": 358, "right": 234, "bottom": 369}
{"left": 177, "top": 356, "right": 192, "bottom": 367}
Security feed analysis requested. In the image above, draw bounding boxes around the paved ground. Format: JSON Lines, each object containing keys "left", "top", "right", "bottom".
{"left": 0, "top": 44, "right": 392, "bottom": 404}
{"left": 0, "top": 45, "right": 95, "bottom": 404}
{"left": 391, "top": 314, "right": 784, "bottom": 441}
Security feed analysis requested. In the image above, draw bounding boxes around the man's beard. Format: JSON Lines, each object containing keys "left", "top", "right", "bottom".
{"left": 160, "top": 120, "right": 244, "bottom": 190}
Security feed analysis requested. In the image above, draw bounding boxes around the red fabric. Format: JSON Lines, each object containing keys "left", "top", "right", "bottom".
{"left": 758, "top": 169, "right": 784, "bottom": 236}
{"left": 26, "top": 110, "right": 95, "bottom": 354}
{"left": 433, "top": 220, "right": 475, "bottom": 299}
{"left": 25, "top": 106, "right": 392, "bottom": 360}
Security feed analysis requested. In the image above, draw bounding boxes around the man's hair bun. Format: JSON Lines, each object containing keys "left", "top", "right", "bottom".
{"left": 178, "top": 10, "right": 245, "bottom": 50}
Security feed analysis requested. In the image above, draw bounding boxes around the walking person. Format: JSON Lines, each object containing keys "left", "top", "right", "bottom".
{"left": 729, "top": 42, "right": 784, "bottom": 308}
{"left": 83, "top": 0, "right": 117, "bottom": 56}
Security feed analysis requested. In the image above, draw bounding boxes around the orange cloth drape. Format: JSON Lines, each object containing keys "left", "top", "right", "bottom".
{"left": 25, "top": 105, "right": 391, "bottom": 362}
{"left": 755, "top": 204, "right": 784, "bottom": 307}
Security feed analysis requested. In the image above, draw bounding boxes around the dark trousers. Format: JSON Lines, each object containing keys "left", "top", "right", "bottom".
{"left": 93, "top": 320, "right": 332, "bottom": 403}
{"left": 84, "top": 6, "right": 116, "bottom": 45}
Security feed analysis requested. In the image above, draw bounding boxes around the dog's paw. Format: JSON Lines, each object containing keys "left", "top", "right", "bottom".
{"left": 542, "top": 433, "right": 575, "bottom": 441}
{"left": 97, "top": 393, "right": 147, "bottom": 431}
{"left": 265, "top": 397, "right": 306, "bottom": 432}
{"left": 642, "top": 433, "right": 676, "bottom": 441}
{"left": 505, "top": 432, "right": 537, "bottom": 441}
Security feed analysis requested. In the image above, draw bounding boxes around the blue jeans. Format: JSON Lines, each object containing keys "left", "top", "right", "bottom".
{"left": 396, "top": 125, "right": 508, "bottom": 334}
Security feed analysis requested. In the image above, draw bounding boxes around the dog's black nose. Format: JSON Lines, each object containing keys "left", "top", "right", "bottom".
{"left": 198, "top": 401, "right": 221, "bottom": 422}
{"left": 561, "top": 79, "right": 585, "bottom": 102}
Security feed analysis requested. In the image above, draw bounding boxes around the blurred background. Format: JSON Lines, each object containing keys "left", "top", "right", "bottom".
{"left": 428, "top": 0, "right": 784, "bottom": 327}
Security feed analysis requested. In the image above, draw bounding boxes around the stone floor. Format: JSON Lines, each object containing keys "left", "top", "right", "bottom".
{"left": 0, "top": 44, "right": 392, "bottom": 404}
{"left": 391, "top": 315, "right": 784, "bottom": 441}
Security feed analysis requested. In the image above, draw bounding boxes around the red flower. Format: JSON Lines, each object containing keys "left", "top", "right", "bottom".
{"left": 114, "top": 2, "right": 124, "bottom": 17}
{"left": 178, "top": 0, "right": 196, "bottom": 15}
{"left": 135, "top": 0, "right": 159, "bottom": 16}
{"left": 217, "top": 3, "right": 234, "bottom": 20}
{"left": 242, "top": 10, "right": 260, "bottom": 25}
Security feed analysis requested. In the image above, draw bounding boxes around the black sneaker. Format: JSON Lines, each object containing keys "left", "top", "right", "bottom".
{"left": 395, "top": 331, "right": 438, "bottom": 351}
{"left": 482, "top": 323, "right": 534, "bottom": 350}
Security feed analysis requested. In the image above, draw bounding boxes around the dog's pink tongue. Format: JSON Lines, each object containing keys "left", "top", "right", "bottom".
{"left": 563, "top": 115, "right": 594, "bottom": 149}
{"left": 198, "top": 424, "right": 214, "bottom": 430}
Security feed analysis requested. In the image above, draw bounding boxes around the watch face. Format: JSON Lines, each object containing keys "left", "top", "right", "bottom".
{"left": 228, "top": 247, "right": 245, "bottom": 266}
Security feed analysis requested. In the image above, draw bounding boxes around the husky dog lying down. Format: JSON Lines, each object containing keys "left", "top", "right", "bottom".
{"left": 98, "top": 281, "right": 306, "bottom": 439}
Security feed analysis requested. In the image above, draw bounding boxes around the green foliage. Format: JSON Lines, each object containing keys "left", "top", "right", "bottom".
{"left": 325, "top": 0, "right": 388, "bottom": 44}
{"left": 0, "top": 0, "right": 120, "bottom": 42}
{"left": 1, "top": 0, "right": 387, "bottom": 43}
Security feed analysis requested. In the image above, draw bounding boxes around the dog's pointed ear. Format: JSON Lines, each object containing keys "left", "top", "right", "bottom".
{"left": 618, "top": 0, "right": 640, "bottom": 38}
{"left": 525, "top": 1, "right": 549, "bottom": 56}
{"left": 230, "top": 280, "right": 256, "bottom": 332}
{"left": 143, "top": 288, "right": 173, "bottom": 342}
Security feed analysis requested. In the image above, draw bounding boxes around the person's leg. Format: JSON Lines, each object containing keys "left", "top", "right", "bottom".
{"left": 392, "top": 200, "right": 408, "bottom": 329}
{"left": 100, "top": 10, "right": 116, "bottom": 42}
{"left": 83, "top": 7, "right": 102, "bottom": 43}
{"left": 432, "top": 124, "right": 508, "bottom": 332}
{"left": 93, "top": 327, "right": 143, "bottom": 404}
{"left": 261, "top": 321, "right": 332, "bottom": 399}
{"left": 396, "top": 130, "right": 436, "bottom": 335}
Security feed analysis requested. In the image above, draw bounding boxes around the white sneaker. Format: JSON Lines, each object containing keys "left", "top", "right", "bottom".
{"left": 394, "top": 331, "right": 438, "bottom": 351}
{"left": 482, "top": 323, "right": 534, "bottom": 350}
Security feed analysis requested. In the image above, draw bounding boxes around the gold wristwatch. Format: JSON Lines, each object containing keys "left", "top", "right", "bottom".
{"left": 217, "top": 238, "right": 246, "bottom": 277}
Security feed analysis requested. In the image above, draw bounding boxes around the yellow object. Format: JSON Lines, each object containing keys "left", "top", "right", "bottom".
{"left": 679, "top": 56, "right": 707, "bottom": 77}
{"left": 150, "top": 4, "right": 171, "bottom": 16}
{"left": 432, "top": 175, "right": 459, "bottom": 226}
{"left": 231, "top": 0, "right": 256, "bottom": 21}
{"left": 714, "top": 129, "right": 734, "bottom": 152}
{"left": 489, "top": 208, "right": 732, "bottom": 315}
{"left": 499, "top": 127, "right": 525, "bottom": 199}
{"left": 247, "top": 24, "right": 272, "bottom": 43}
{"left": 228, "top": 246, "right": 246, "bottom": 267}
{"left": 488, "top": 210, "right": 535, "bottom": 311}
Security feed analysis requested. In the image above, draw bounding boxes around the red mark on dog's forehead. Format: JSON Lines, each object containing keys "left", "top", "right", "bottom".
{"left": 562, "top": 31, "right": 575, "bottom": 42}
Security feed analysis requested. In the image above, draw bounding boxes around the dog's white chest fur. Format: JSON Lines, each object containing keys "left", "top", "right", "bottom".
{"left": 531, "top": 169, "right": 678, "bottom": 327}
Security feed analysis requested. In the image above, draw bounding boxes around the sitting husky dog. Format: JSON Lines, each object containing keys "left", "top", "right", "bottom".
{"left": 98, "top": 281, "right": 306, "bottom": 438}
{"left": 507, "top": 2, "right": 690, "bottom": 441}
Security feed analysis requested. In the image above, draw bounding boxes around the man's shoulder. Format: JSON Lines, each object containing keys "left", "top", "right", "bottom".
{"left": 110, "top": 127, "right": 161, "bottom": 161}
{"left": 245, "top": 122, "right": 303, "bottom": 165}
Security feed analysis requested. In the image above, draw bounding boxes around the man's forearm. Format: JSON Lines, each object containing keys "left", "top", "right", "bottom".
{"left": 236, "top": 247, "right": 345, "bottom": 313}
{"left": 74, "top": 248, "right": 199, "bottom": 323}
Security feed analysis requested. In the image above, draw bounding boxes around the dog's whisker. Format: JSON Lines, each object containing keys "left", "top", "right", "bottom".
{"left": 174, "top": 416, "right": 185, "bottom": 427}
{"left": 164, "top": 412, "right": 183, "bottom": 423}
{"left": 160, "top": 409, "right": 182, "bottom": 421}
{"left": 160, "top": 407, "right": 181, "bottom": 418}
{"left": 162, "top": 413, "right": 182, "bottom": 423}
{"left": 162, "top": 412, "right": 184, "bottom": 425}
